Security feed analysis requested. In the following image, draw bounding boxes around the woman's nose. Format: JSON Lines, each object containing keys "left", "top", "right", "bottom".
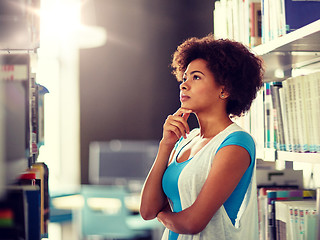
{"left": 180, "top": 80, "right": 189, "bottom": 90}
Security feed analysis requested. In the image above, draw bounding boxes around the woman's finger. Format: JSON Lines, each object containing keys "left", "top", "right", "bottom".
{"left": 173, "top": 108, "right": 192, "bottom": 117}
{"left": 166, "top": 124, "right": 184, "bottom": 140}
{"left": 168, "top": 114, "right": 190, "bottom": 135}
{"left": 168, "top": 119, "right": 188, "bottom": 138}
{"left": 164, "top": 116, "right": 186, "bottom": 138}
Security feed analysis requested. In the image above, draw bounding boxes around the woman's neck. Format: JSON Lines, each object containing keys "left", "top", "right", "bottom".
{"left": 196, "top": 112, "right": 233, "bottom": 139}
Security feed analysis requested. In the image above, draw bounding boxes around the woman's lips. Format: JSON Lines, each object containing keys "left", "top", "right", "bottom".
{"left": 180, "top": 94, "right": 190, "bottom": 102}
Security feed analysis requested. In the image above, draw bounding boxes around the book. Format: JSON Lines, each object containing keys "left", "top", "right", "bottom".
{"left": 308, "top": 72, "right": 320, "bottom": 152}
{"left": 0, "top": 54, "right": 30, "bottom": 187}
{"left": 258, "top": 186, "right": 299, "bottom": 240}
{"left": 213, "top": 0, "right": 262, "bottom": 46}
{"left": 264, "top": 83, "right": 273, "bottom": 149}
{"left": 0, "top": 185, "right": 41, "bottom": 240}
{"left": 250, "top": 1, "right": 262, "bottom": 46}
{"left": 256, "top": 168, "right": 305, "bottom": 240}
{"left": 282, "top": 79, "right": 296, "bottom": 152}
{"left": 266, "top": 189, "right": 316, "bottom": 240}
{"left": 261, "top": 0, "right": 270, "bottom": 43}
{"left": 24, "top": 185, "right": 41, "bottom": 240}
{"left": 15, "top": 171, "right": 41, "bottom": 240}
{"left": 279, "top": 77, "right": 297, "bottom": 152}
{"left": 278, "top": 86, "right": 291, "bottom": 152}
{"left": 250, "top": 88, "right": 265, "bottom": 158}
{"left": 287, "top": 77, "right": 300, "bottom": 152}
{"left": 275, "top": 200, "right": 316, "bottom": 240}
{"left": 281, "top": 0, "right": 320, "bottom": 33}
{"left": 261, "top": 0, "right": 320, "bottom": 42}
{"left": 37, "top": 84, "right": 49, "bottom": 149}
{"left": 274, "top": 72, "right": 320, "bottom": 153}
{"left": 305, "top": 208, "right": 317, "bottom": 240}
{"left": 31, "top": 163, "right": 49, "bottom": 238}
{"left": 0, "top": 187, "right": 27, "bottom": 239}
{"left": 270, "top": 82, "right": 285, "bottom": 151}
{"left": 213, "top": 0, "right": 228, "bottom": 39}
{"left": 294, "top": 76, "right": 309, "bottom": 152}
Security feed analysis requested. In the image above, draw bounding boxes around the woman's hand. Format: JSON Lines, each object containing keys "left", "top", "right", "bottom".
{"left": 161, "top": 108, "right": 192, "bottom": 146}
{"left": 140, "top": 108, "right": 192, "bottom": 221}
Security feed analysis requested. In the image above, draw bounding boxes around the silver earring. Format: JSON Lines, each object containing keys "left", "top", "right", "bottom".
{"left": 221, "top": 94, "right": 224, "bottom": 98}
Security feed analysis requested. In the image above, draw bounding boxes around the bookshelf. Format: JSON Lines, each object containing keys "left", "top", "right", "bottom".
{"left": 0, "top": 1, "right": 49, "bottom": 239}
{"left": 252, "top": 19, "right": 320, "bottom": 164}
{"left": 251, "top": 18, "right": 320, "bottom": 240}
{"left": 0, "top": 52, "right": 49, "bottom": 240}
{"left": 214, "top": 1, "right": 320, "bottom": 238}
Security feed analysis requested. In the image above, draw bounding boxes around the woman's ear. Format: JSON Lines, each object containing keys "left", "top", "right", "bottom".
{"left": 219, "top": 87, "right": 230, "bottom": 99}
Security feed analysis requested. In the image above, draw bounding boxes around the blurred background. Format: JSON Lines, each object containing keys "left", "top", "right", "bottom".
{"left": 2, "top": 1, "right": 320, "bottom": 239}
{"left": 78, "top": 0, "right": 214, "bottom": 185}
{"left": 0, "top": 0, "right": 214, "bottom": 239}
{"left": 37, "top": 0, "right": 214, "bottom": 189}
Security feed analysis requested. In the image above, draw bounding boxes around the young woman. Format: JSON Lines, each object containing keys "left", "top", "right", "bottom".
{"left": 140, "top": 35, "right": 264, "bottom": 240}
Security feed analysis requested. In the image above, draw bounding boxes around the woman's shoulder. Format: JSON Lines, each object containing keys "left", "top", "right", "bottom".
{"left": 225, "top": 122, "right": 247, "bottom": 133}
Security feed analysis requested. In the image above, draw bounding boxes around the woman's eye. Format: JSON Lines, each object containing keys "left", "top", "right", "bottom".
{"left": 193, "top": 75, "right": 200, "bottom": 80}
{"left": 182, "top": 77, "right": 187, "bottom": 82}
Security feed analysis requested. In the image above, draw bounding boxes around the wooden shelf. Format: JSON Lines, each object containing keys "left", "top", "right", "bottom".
{"left": 277, "top": 151, "right": 320, "bottom": 164}
{"left": 258, "top": 148, "right": 320, "bottom": 164}
{"left": 261, "top": 148, "right": 277, "bottom": 162}
{"left": 253, "top": 19, "right": 320, "bottom": 81}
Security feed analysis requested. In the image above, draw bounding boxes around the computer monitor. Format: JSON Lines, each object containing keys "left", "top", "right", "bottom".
{"left": 89, "top": 140, "right": 159, "bottom": 191}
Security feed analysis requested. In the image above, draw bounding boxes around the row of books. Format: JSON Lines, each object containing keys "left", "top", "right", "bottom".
{"left": 275, "top": 200, "right": 317, "bottom": 240}
{"left": 213, "top": 0, "right": 261, "bottom": 47}
{"left": 264, "top": 71, "right": 320, "bottom": 153}
{"left": 0, "top": 53, "right": 48, "bottom": 183}
{"left": 0, "top": 185, "right": 40, "bottom": 240}
{"left": 258, "top": 187, "right": 318, "bottom": 240}
{"left": 0, "top": 163, "right": 49, "bottom": 240}
{"left": 213, "top": 0, "right": 320, "bottom": 46}
{"left": 261, "top": 0, "right": 320, "bottom": 43}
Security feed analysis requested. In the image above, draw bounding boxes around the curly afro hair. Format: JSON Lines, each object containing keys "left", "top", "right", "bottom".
{"left": 171, "top": 34, "right": 264, "bottom": 117}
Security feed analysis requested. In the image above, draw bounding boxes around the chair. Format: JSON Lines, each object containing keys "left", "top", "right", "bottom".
{"left": 79, "top": 185, "right": 160, "bottom": 240}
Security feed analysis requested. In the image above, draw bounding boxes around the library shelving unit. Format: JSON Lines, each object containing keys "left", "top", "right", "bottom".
{"left": 253, "top": 19, "right": 320, "bottom": 82}
{"left": 0, "top": 1, "right": 48, "bottom": 239}
{"left": 253, "top": 19, "right": 320, "bottom": 164}
{"left": 252, "top": 18, "right": 320, "bottom": 240}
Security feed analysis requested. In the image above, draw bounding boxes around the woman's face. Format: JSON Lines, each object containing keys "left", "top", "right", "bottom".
{"left": 179, "top": 58, "right": 224, "bottom": 113}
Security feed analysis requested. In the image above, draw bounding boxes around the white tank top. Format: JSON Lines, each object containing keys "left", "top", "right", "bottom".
{"left": 161, "top": 123, "right": 259, "bottom": 240}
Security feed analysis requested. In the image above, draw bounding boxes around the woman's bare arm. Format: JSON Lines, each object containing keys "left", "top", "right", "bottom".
{"left": 156, "top": 145, "right": 251, "bottom": 234}
{"left": 140, "top": 108, "right": 191, "bottom": 220}
{"left": 139, "top": 142, "right": 174, "bottom": 220}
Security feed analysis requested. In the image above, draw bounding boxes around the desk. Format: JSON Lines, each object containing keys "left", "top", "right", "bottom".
{"left": 50, "top": 187, "right": 163, "bottom": 240}
{"left": 51, "top": 192, "right": 141, "bottom": 213}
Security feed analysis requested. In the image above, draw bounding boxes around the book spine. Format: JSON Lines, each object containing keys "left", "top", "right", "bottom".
{"left": 295, "top": 76, "right": 309, "bottom": 152}
{"left": 279, "top": 87, "right": 290, "bottom": 151}
{"left": 287, "top": 78, "right": 299, "bottom": 152}
{"left": 264, "top": 83, "right": 272, "bottom": 149}
{"left": 270, "top": 83, "right": 285, "bottom": 151}
{"left": 281, "top": 80, "right": 293, "bottom": 151}
{"left": 309, "top": 72, "right": 320, "bottom": 152}
{"left": 303, "top": 74, "right": 316, "bottom": 152}
{"left": 270, "top": 84, "right": 279, "bottom": 150}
